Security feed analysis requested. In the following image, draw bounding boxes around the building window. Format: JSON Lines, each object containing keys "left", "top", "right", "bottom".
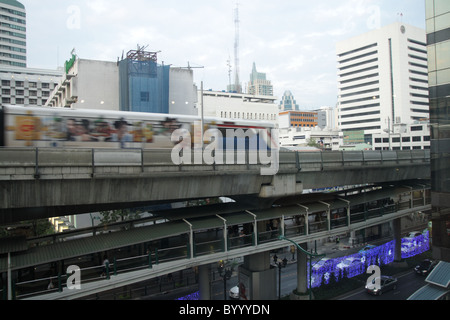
{"left": 412, "top": 136, "right": 422, "bottom": 142}
{"left": 411, "top": 125, "right": 423, "bottom": 131}
{"left": 140, "top": 91, "right": 149, "bottom": 102}
{"left": 402, "top": 137, "right": 411, "bottom": 142}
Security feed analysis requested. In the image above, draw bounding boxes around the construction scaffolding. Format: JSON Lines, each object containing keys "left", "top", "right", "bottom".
{"left": 119, "top": 46, "right": 169, "bottom": 113}
{"left": 126, "top": 47, "right": 158, "bottom": 78}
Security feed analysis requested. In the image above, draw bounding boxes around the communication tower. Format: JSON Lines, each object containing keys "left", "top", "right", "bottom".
{"left": 231, "top": 4, "right": 242, "bottom": 93}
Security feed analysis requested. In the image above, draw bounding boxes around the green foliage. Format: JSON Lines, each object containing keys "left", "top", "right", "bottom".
{"left": 99, "top": 208, "right": 142, "bottom": 224}
{"left": 307, "top": 138, "right": 321, "bottom": 148}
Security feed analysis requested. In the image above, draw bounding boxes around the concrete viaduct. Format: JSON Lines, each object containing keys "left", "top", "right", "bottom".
{"left": 0, "top": 148, "right": 430, "bottom": 224}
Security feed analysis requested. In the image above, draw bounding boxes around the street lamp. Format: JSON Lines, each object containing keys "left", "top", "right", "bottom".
{"left": 278, "top": 235, "right": 325, "bottom": 300}
{"left": 217, "top": 262, "right": 232, "bottom": 300}
{"left": 273, "top": 255, "right": 288, "bottom": 299}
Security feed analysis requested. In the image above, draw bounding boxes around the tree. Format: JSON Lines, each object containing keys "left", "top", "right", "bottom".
{"left": 99, "top": 208, "right": 141, "bottom": 225}
{"left": 307, "top": 138, "right": 322, "bottom": 149}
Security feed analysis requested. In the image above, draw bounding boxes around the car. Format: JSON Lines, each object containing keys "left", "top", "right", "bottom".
{"left": 358, "top": 245, "right": 376, "bottom": 255}
{"left": 229, "top": 285, "right": 239, "bottom": 299}
{"left": 401, "top": 241, "right": 415, "bottom": 253}
{"left": 407, "top": 231, "right": 422, "bottom": 238}
{"left": 366, "top": 275, "right": 398, "bottom": 296}
{"left": 336, "top": 257, "right": 361, "bottom": 270}
{"left": 312, "top": 258, "right": 333, "bottom": 271}
{"left": 414, "top": 259, "right": 438, "bottom": 276}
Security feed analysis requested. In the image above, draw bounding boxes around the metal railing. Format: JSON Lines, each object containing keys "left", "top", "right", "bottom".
{"left": 2, "top": 179, "right": 432, "bottom": 300}
{"left": 0, "top": 147, "right": 431, "bottom": 178}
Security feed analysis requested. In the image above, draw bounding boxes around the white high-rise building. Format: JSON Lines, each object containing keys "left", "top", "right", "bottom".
{"left": 0, "top": 0, "right": 26, "bottom": 68}
{"left": 336, "top": 22, "right": 429, "bottom": 144}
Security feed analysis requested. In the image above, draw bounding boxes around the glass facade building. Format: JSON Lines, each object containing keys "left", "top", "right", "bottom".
{"left": 0, "top": 0, "right": 26, "bottom": 68}
{"left": 247, "top": 62, "right": 273, "bottom": 96}
{"left": 425, "top": 0, "right": 450, "bottom": 261}
{"left": 279, "top": 90, "right": 299, "bottom": 111}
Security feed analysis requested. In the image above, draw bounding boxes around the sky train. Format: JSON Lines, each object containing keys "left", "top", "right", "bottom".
{"left": 0, "top": 105, "right": 276, "bottom": 150}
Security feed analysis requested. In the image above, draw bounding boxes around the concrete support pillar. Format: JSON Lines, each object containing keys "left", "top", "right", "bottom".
{"left": 239, "top": 251, "right": 276, "bottom": 300}
{"left": 348, "top": 231, "right": 357, "bottom": 245}
{"left": 393, "top": 218, "right": 402, "bottom": 262}
{"left": 296, "top": 243, "right": 308, "bottom": 294}
{"left": 198, "top": 264, "right": 211, "bottom": 300}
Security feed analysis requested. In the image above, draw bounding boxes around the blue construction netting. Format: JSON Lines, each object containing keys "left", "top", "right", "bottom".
{"left": 119, "top": 59, "right": 170, "bottom": 114}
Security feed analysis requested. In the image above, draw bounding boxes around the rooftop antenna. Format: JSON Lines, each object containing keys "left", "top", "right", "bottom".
{"left": 186, "top": 61, "right": 204, "bottom": 70}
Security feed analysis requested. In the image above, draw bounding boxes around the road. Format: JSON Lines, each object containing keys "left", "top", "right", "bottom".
{"left": 212, "top": 262, "right": 302, "bottom": 300}
{"left": 141, "top": 237, "right": 430, "bottom": 300}
{"left": 142, "top": 265, "right": 427, "bottom": 300}
{"left": 338, "top": 270, "right": 427, "bottom": 300}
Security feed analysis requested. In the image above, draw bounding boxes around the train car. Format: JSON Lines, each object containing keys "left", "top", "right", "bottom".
{"left": 0, "top": 105, "right": 276, "bottom": 150}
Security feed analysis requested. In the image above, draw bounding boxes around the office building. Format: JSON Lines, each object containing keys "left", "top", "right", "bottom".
{"left": 1, "top": 65, "right": 62, "bottom": 106}
{"left": 46, "top": 57, "right": 120, "bottom": 110}
{"left": 198, "top": 90, "right": 278, "bottom": 125}
{"left": 371, "top": 121, "right": 430, "bottom": 150}
{"left": 247, "top": 62, "right": 273, "bottom": 96}
{"left": 279, "top": 90, "right": 299, "bottom": 111}
{"left": 316, "top": 106, "right": 337, "bottom": 129}
{"left": 336, "top": 22, "right": 429, "bottom": 145}
{"left": 46, "top": 50, "right": 198, "bottom": 116}
{"left": 279, "top": 110, "right": 318, "bottom": 128}
{"left": 279, "top": 126, "right": 342, "bottom": 151}
{"left": 0, "top": 1, "right": 64, "bottom": 107}
{"left": 425, "top": 0, "right": 450, "bottom": 262}
{"left": 0, "top": 0, "right": 26, "bottom": 68}
{"left": 118, "top": 49, "right": 169, "bottom": 113}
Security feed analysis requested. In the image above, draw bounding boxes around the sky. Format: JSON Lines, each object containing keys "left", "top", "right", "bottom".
{"left": 21, "top": 0, "right": 427, "bottom": 109}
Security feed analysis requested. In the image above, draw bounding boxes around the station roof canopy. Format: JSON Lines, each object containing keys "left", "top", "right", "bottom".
{"left": 408, "top": 261, "right": 450, "bottom": 300}
{"left": 0, "top": 220, "right": 190, "bottom": 272}
{"left": 0, "top": 182, "right": 431, "bottom": 273}
{"left": 426, "top": 261, "right": 450, "bottom": 289}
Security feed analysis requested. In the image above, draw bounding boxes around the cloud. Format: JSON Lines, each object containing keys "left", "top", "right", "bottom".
{"left": 20, "top": 0, "right": 426, "bottom": 108}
